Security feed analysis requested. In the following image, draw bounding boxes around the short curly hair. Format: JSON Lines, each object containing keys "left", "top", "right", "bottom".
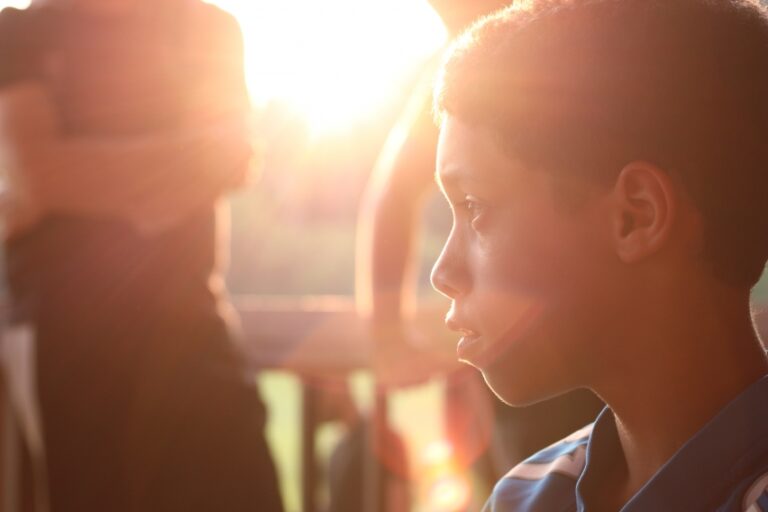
{"left": 435, "top": 0, "right": 768, "bottom": 287}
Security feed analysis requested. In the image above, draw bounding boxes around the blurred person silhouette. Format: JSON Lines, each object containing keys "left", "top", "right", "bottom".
{"left": 0, "top": 1, "right": 283, "bottom": 511}
{"left": 355, "top": 0, "right": 603, "bottom": 502}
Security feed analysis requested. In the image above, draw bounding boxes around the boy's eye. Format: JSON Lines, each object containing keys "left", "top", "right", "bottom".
{"left": 462, "top": 199, "right": 480, "bottom": 216}
{"left": 460, "top": 196, "right": 486, "bottom": 224}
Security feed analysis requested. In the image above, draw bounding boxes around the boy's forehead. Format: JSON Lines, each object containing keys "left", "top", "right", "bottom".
{"left": 436, "top": 117, "right": 510, "bottom": 185}
{"left": 436, "top": 116, "right": 579, "bottom": 202}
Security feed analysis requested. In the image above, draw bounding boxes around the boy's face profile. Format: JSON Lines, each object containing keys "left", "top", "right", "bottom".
{"left": 432, "top": 116, "right": 619, "bottom": 405}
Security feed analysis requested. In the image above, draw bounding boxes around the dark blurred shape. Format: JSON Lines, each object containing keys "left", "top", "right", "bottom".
{"left": 0, "top": 1, "right": 282, "bottom": 511}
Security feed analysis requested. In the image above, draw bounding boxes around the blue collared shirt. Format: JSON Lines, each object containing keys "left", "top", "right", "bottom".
{"left": 484, "top": 375, "right": 768, "bottom": 511}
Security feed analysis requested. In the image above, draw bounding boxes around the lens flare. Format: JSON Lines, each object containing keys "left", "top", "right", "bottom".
{"left": 422, "top": 440, "right": 473, "bottom": 512}
{"left": 422, "top": 439, "right": 454, "bottom": 466}
{"left": 428, "top": 475, "right": 471, "bottom": 512}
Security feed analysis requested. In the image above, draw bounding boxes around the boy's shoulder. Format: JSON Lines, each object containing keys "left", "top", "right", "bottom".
{"left": 483, "top": 423, "right": 593, "bottom": 512}
{"left": 738, "top": 470, "right": 768, "bottom": 512}
{"left": 483, "top": 377, "right": 768, "bottom": 512}
{"left": 483, "top": 382, "right": 768, "bottom": 511}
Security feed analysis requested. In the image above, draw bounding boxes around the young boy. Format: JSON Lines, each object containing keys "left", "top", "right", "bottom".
{"left": 430, "top": 0, "right": 768, "bottom": 510}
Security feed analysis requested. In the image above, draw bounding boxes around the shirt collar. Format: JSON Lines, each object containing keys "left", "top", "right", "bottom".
{"left": 576, "top": 374, "right": 768, "bottom": 511}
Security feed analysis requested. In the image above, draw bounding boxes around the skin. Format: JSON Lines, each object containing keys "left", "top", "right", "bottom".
{"left": 0, "top": 85, "right": 250, "bottom": 237}
{"left": 431, "top": 117, "right": 614, "bottom": 403}
{"left": 431, "top": 116, "right": 768, "bottom": 508}
{"left": 1, "top": 0, "right": 251, "bottom": 237}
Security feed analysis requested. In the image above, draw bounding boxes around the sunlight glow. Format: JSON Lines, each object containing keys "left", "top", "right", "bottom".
{"left": 0, "top": 0, "right": 29, "bottom": 8}
{"left": 428, "top": 475, "right": 472, "bottom": 512}
{"left": 0, "top": 0, "right": 447, "bottom": 134}
{"left": 422, "top": 440, "right": 473, "bottom": 512}
{"left": 209, "top": 0, "right": 448, "bottom": 133}
{"left": 422, "top": 439, "right": 454, "bottom": 466}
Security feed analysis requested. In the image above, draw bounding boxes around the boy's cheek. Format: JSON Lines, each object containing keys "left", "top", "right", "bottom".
{"left": 467, "top": 271, "right": 544, "bottom": 348}
{"left": 475, "top": 242, "right": 553, "bottom": 298}
{"left": 479, "top": 310, "right": 588, "bottom": 406}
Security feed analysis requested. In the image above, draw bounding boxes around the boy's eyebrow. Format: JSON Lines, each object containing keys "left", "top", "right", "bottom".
{"left": 435, "top": 165, "right": 479, "bottom": 191}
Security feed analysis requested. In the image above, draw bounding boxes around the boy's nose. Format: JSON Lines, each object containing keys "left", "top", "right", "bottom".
{"left": 430, "top": 241, "right": 466, "bottom": 299}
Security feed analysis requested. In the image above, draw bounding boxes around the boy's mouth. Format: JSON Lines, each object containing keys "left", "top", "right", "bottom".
{"left": 445, "top": 303, "right": 544, "bottom": 368}
{"left": 444, "top": 318, "right": 487, "bottom": 365}
{"left": 456, "top": 329, "right": 484, "bottom": 363}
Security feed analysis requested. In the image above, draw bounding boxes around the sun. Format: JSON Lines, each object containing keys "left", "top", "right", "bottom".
{"left": 209, "top": 0, "right": 448, "bottom": 134}
{"left": 0, "top": 0, "right": 447, "bottom": 134}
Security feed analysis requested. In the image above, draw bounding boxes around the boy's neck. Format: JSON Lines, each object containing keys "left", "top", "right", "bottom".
{"left": 593, "top": 285, "right": 767, "bottom": 508}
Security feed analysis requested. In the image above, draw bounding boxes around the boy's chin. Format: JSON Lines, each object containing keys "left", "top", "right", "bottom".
{"left": 479, "top": 360, "right": 567, "bottom": 407}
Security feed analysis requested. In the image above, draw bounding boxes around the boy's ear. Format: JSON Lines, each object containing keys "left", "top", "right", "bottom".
{"left": 610, "top": 161, "right": 677, "bottom": 263}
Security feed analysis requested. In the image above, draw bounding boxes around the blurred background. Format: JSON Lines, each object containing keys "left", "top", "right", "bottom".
{"left": 0, "top": 1, "right": 457, "bottom": 511}
{"left": 0, "top": 1, "right": 765, "bottom": 511}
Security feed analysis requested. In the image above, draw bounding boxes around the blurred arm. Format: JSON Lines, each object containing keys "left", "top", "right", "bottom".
{"left": 180, "top": 4, "right": 255, "bottom": 188}
{"left": 356, "top": 101, "right": 439, "bottom": 324}
{"left": 0, "top": 9, "right": 253, "bottom": 237}
{"left": 0, "top": 83, "right": 250, "bottom": 237}
{"left": 183, "top": 5, "right": 251, "bottom": 129}
{"left": 355, "top": 92, "right": 454, "bottom": 386}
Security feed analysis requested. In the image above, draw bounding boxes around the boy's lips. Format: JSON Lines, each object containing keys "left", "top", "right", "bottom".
{"left": 444, "top": 317, "right": 487, "bottom": 364}
{"left": 456, "top": 331, "right": 485, "bottom": 363}
{"left": 444, "top": 303, "right": 544, "bottom": 368}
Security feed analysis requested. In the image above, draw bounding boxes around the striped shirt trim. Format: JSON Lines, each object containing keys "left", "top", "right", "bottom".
{"left": 503, "top": 424, "right": 593, "bottom": 481}
{"left": 743, "top": 472, "right": 768, "bottom": 512}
